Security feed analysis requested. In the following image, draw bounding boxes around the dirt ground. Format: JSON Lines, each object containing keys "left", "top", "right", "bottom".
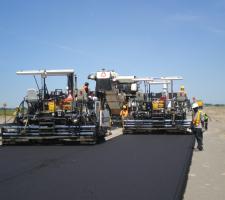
{"left": 0, "top": 116, "right": 14, "bottom": 124}
{"left": 184, "top": 106, "right": 225, "bottom": 200}
{"left": 204, "top": 106, "right": 225, "bottom": 124}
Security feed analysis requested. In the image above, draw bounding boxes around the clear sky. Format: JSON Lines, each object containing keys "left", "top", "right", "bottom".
{"left": 0, "top": 0, "right": 225, "bottom": 107}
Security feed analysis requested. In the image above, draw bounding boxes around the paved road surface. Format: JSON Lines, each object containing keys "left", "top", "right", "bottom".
{"left": 0, "top": 134, "right": 194, "bottom": 200}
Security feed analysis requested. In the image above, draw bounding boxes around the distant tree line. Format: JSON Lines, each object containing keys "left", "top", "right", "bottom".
{"left": 205, "top": 103, "right": 225, "bottom": 107}
{"left": 0, "top": 108, "right": 15, "bottom": 116}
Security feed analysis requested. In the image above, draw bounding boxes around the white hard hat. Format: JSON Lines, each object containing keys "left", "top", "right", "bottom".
{"left": 192, "top": 103, "right": 199, "bottom": 109}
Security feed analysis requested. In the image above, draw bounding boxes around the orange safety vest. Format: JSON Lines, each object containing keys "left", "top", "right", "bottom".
{"left": 192, "top": 110, "right": 202, "bottom": 126}
{"left": 120, "top": 109, "right": 128, "bottom": 118}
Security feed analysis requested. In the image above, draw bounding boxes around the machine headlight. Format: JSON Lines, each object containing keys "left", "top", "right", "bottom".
{"left": 73, "top": 119, "right": 78, "bottom": 123}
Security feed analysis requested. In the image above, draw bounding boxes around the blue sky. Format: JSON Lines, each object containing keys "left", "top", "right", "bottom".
{"left": 0, "top": 0, "right": 225, "bottom": 107}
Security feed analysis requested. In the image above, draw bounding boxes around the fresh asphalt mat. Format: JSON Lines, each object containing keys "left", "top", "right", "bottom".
{"left": 0, "top": 134, "right": 195, "bottom": 200}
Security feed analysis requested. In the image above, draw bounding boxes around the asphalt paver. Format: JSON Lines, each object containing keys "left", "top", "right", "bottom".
{"left": 0, "top": 134, "right": 194, "bottom": 200}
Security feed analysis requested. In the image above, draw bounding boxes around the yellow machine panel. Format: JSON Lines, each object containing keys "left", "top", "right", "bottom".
{"left": 152, "top": 100, "right": 165, "bottom": 110}
{"left": 48, "top": 101, "right": 56, "bottom": 112}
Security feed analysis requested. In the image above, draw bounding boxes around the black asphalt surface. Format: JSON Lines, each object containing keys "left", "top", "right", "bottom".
{"left": 0, "top": 134, "right": 194, "bottom": 200}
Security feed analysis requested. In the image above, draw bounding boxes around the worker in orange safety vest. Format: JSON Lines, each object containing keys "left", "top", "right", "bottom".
{"left": 120, "top": 105, "right": 128, "bottom": 119}
{"left": 120, "top": 105, "right": 128, "bottom": 126}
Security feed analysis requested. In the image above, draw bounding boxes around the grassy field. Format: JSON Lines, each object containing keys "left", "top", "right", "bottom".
{"left": 0, "top": 109, "right": 15, "bottom": 116}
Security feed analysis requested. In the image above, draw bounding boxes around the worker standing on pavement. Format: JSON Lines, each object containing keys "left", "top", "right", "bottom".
{"left": 196, "top": 100, "right": 208, "bottom": 131}
{"left": 192, "top": 103, "right": 205, "bottom": 151}
{"left": 204, "top": 113, "right": 209, "bottom": 130}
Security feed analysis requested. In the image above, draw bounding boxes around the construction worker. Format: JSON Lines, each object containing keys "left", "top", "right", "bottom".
{"left": 179, "top": 85, "right": 187, "bottom": 97}
{"left": 192, "top": 97, "right": 196, "bottom": 103}
{"left": 204, "top": 113, "right": 209, "bottom": 130}
{"left": 120, "top": 104, "right": 128, "bottom": 127}
{"left": 192, "top": 103, "right": 205, "bottom": 151}
{"left": 79, "top": 82, "right": 89, "bottom": 101}
{"left": 64, "top": 90, "right": 73, "bottom": 102}
{"left": 120, "top": 105, "right": 128, "bottom": 119}
{"left": 83, "top": 82, "right": 89, "bottom": 94}
{"left": 196, "top": 100, "right": 208, "bottom": 130}
{"left": 13, "top": 107, "right": 20, "bottom": 116}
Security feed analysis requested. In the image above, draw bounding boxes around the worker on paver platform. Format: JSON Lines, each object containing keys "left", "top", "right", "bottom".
{"left": 120, "top": 105, "right": 128, "bottom": 119}
{"left": 192, "top": 103, "right": 205, "bottom": 151}
{"left": 120, "top": 105, "right": 128, "bottom": 127}
{"left": 83, "top": 82, "right": 89, "bottom": 94}
{"left": 79, "top": 82, "right": 89, "bottom": 100}
{"left": 179, "top": 85, "right": 187, "bottom": 97}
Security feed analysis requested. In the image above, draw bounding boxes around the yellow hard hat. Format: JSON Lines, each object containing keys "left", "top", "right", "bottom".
{"left": 197, "top": 100, "right": 204, "bottom": 107}
{"left": 180, "top": 85, "right": 185, "bottom": 90}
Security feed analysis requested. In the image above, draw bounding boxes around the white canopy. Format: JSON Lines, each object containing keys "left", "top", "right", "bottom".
{"left": 16, "top": 69, "right": 75, "bottom": 77}
{"left": 114, "top": 76, "right": 136, "bottom": 83}
{"left": 160, "top": 76, "right": 183, "bottom": 80}
{"left": 147, "top": 80, "right": 171, "bottom": 85}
